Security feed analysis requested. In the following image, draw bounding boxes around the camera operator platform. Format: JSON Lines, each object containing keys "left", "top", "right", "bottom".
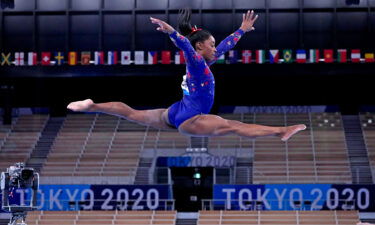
{"left": 1, "top": 163, "right": 39, "bottom": 225}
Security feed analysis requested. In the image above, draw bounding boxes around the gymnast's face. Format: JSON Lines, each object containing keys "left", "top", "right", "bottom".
{"left": 196, "top": 36, "right": 217, "bottom": 61}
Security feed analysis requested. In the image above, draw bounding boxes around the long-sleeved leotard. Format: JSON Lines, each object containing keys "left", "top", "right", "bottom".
{"left": 167, "top": 29, "right": 245, "bottom": 128}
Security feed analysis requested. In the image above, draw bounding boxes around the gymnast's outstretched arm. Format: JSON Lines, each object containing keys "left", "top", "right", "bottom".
{"left": 150, "top": 17, "right": 205, "bottom": 67}
{"left": 208, "top": 10, "right": 258, "bottom": 66}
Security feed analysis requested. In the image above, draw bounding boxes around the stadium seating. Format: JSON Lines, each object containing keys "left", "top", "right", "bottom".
{"left": 0, "top": 112, "right": 355, "bottom": 185}
{"left": 41, "top": 114, "right": 97, "bottom": 177}
{"left": 311, "top": 113, "right": 352, "bottom": 183}
{"left": 0, "top": 112, "right": 367, "bottom": 225}
{"left": 25, "top": 210, "right": 177, "bottom": 225}
{"left": 253, "top": 113, "right": 352, "bottom": 184}
{"left": 25, "top": 209, "right": 361, "bottom": 225}
{"left": 360, "top": 113, "right": 375, "bottom": 181}
{"left": 0, "top": 119, "right": 12, "bottom": 170}
{"left": 197, "top": 210, "right": 359, "bottom": 225}
{"left": 253, "top": 113, "right": 291, "bottom": 184}
{"left": 40, "top": 114, "right": 144, "bottom": 183}
{"left": 148, "top": 129, "right": 189, "bottom": 150}
{"left": 0, "top": 114, "right": 48, "bottom": 172}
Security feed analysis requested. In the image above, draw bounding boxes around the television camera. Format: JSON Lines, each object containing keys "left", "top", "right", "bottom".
{"left": 1, "top": 163, "right": 39, "bottom": 225}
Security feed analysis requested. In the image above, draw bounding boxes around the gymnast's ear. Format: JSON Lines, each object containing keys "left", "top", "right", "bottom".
{"left": 195, "top": 41, "right": 204, "bottom": 51}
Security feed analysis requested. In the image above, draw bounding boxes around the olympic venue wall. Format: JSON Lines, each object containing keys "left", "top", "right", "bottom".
{"left": 2, "top": 184, "right": 375, "bottom": 212}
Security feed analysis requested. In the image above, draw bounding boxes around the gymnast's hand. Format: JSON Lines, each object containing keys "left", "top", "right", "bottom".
{"left": 150, "top": 17, "right": 175, "bottom": 34}
{"left": 240, "top": 10, "right": 259, "bottom": 32}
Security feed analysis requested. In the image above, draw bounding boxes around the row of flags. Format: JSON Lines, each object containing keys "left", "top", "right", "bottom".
{"left": 1, "top": 49, "right": 375, "bottom": 66}
{"left": 2, "top": 51, "right": 183, "bottom": 66}
{"left": 252, "top": 49, "right": 374, "bottom": 64}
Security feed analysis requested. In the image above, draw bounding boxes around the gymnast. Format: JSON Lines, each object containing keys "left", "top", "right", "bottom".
{"left": 67, "top": 9, "right": 306, "bottom": 141}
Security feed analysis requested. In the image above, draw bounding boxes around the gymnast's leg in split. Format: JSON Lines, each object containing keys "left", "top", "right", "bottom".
{"left": 178, "top": 114, "right": 306, "bottom": 142}
{"left": 67, "top": 99, "right": 306, "bottom": 141}
{"left": 67, "top": 99, "right": 172, "bottom": 130}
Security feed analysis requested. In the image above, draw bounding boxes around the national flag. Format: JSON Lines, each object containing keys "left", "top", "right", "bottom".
{"left": 216, "top": 54, "right": 225, "bottom": 64}
{"left": 337, "top": 49, "right": 347, "bottom": 63}
{"left": 94, "top": 51, "right": 104, "bottom": 65}
{"left": 161, "top": 51, "right": 171, "bottom": 64}
{"left": 283, "top": 49, "right": 293, "bottom": 63}
{"left": 41, "top": 52, "right": 51, "bottom": 66}
{"left": 121, "top": 51, "right": 131, "bottom": 65}
{"left": 309, "top": 49, "right": 320, "bottom": 63}
{"left": 15, "top": 52, "right": 24, "bottom": 66}
{"left": 54, "top": 52, "right": 65, "bottom": 66}
{"left": 148, "top": 51, "right": 158, "bottom": 65}
{"left": 81, "top": 52, "right": 91, "bottom": 65}
{"left": 227, "top": 50, "right": 238, "bottom": 64}
{"left": 108, "top": 51, "right": 118, "bottom": 65}
{"left": 296, "top": 50, "right": 306, "bottom": 63}
{"left": 175, "top": 51, "right": 185, "bottom": 64}
{"left": 324, "top": 49, "right": 333, "bottom": 63}
{"left": 28, "top": 52, "right": 37, "bottom": 66}
{"left": 241, "top": 50, "right": 251, "bottom": 64}
{"left": 68, "top": 52, "right": 77, "bottom": 65}
{"left": 1, "top": 53, "right": 11, "bottom": 66}
{"left": 365, "top": 53, "right": 375, "bottom": 63}
{"left": 351, "top": 49, "right": 361, "bottom": 63}
{"left": 256, "top": 50, "right": 265, "bottom": 64}
{"left": 269, "top": 49, "right": 279, "bottom": 64}
{"left": 134, "top": 51, "right": 144, "bottom": 65}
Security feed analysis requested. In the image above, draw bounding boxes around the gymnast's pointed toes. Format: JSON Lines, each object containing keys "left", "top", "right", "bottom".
{"left": 67, "top": 99, "right": 94, "bottom": 112}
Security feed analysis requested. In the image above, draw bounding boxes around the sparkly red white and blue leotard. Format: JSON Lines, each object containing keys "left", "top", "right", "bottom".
{"left": 167, "top": 29, "right": 245, "bottom": 128}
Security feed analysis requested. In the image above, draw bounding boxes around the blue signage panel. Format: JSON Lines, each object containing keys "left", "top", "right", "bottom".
{"left": 157, "top": 156, "right": 236, "bottom": 167}
{"left": 1, "top": 188, "right": 29, "bottom": 213}
{"left": 0, "top": 193, "right": 3, "bottom": 213}
{"left": 1, "top": 185, "right": 171, "bottom": 211}
{"left": 214, "top": 184, "right": 375, "bottom": 212}
{"left": 88, "top": 185, "right": 171, "bottom": 211}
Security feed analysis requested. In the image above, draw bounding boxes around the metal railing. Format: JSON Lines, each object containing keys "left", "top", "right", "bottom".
{"left": 201, "top": 199, "right": 357, "bottom": 211}
{"left": 40, "top": 175, "right": 135, "bottom": 185}
{"left": 152, "top": 166, "right": 357, "bottom": 185}
{"left": 352, "top": 166, "right": 373, "bottom": 184}
{"left": 14, "top": 199, "right": 175, "bottom": 211}
{"left": 370, "top": 166, "right": 375, "bottom": 184}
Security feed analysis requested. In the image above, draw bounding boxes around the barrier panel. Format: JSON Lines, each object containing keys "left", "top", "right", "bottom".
{"left": 213, "top": 184, "right": 375, "bottom": 212}
{"left": 1, "top": 185, "right": 173, "bottom": 211}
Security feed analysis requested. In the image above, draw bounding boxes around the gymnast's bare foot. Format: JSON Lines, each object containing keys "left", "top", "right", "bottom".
{"left": 280, "top": 124, "right": 306, "bottom": 141}
{"left": 67, "top": 99, "right": 95, "bottom": 112}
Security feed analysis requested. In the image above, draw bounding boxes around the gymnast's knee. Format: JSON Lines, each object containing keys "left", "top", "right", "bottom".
{"left": 178, "top": 125, "right": 199, "bottom": 136}
{"left": 178, "top": 119, "right": 232, "bottom": 137}
{"left": 178, "top": 120, "right": 204, "bottom": 136}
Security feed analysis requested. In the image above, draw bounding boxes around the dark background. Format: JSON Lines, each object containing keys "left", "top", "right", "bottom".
{"left": 172, "top": 167, "right": 213, "bottom": 212}
{"left": 0, "top": 0, "right": 375, "bottom": 115}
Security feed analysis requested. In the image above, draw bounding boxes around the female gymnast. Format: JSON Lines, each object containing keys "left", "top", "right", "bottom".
{"left": 67, "top": 9, "right": 306, "bottom": 141}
